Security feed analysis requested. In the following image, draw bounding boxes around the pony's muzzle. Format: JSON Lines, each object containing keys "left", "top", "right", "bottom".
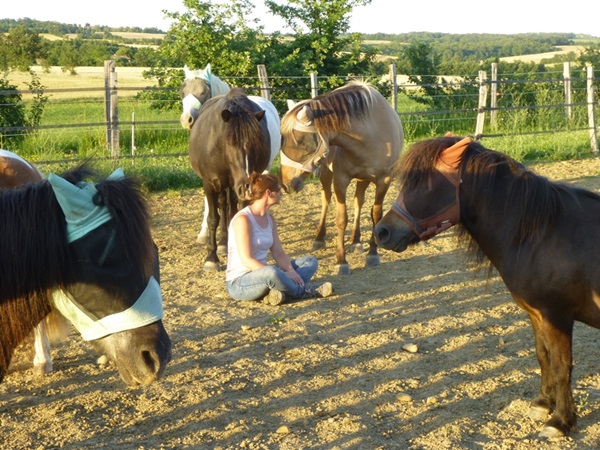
{"left": 179, "top": 113, "right": 195, "bottom": 130}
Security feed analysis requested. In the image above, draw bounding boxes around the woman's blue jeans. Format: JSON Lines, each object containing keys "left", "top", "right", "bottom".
{"left": 226, "top": 255, "right": 318, "bottom": 301}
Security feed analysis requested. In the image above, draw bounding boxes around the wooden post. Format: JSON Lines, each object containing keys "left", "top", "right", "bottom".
{"left": 490, "top": 63, "right": 498, "bottom": 129}
{"left": 389, "top": 64, "right": 398, "bottom": 111}
{"left": 109, "top": 68, "right": 119, "bottom": 158}
{"left": 131, "top": 111, "right": 136, "bottom": 157}
{"left": 586, "top": 65, "right": 599, "bottom": 154}
{"left": 310, "top": 72, "right": 318, "bottom": 98}
{"left": 257, "top": 64, "right": 271, "bottom": 100}
{"left": 103, "top": 60, "right": 113, "bottom": 150}
{"left": 563, "top": 62, "right": 573, "bottom": 121}
{"left": 475, "top": 70, "right": 488, "bottom": 139}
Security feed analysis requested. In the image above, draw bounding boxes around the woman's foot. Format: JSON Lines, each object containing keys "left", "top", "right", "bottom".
{"left": 263, "top": 289, "right": 289, "bottom": 306}
{"left": 302, "top": 282, "right": 334, "bottom": 299}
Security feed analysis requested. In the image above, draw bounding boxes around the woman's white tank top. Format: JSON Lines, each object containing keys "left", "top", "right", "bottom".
{"left": 226, "top": 206, "right": 274, "bottom": 281}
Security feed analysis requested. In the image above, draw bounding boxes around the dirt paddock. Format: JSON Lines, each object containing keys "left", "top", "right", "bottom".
{"left": 3, "top": 158, "right": 600, "bottom": 449}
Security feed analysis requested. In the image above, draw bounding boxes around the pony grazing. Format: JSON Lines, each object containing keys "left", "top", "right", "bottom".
{"left": 180, "top": 64, "right": 281, "bottom": 245}
{"left": 0, "top": 163, "right": 172, "bottom": 386}
{"left": 280, "top": 81, "right": 404, "bottom": 275}
{"left": 374, "top": 135, "right": 600, "bottom": 438}
{"left": 188, "top": 87, "right": 272, "bottom": 271}
{"left": 0, "top": 149, "right": 65, "bottom": 376}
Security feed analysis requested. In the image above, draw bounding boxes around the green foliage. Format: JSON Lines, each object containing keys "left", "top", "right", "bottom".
{"left": 0, "top": 74, "right": 26, "bottom": 146}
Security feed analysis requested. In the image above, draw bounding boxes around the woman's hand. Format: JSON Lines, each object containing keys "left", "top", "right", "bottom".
{"left": 285, "top": 268, "right": 304, "bottom": 286}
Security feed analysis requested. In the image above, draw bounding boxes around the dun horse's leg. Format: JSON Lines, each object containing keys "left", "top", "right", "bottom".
{"left": 196, "top": 196, "right": 210, "bottom": 244}
{"left": 365, "top": 179, "right": 389, "bottom": 267}
{"left": 333, "top": 178, "right": 351, "bottom": 276}
{"left": 349, "top": 180, "right": 369, "bottom": 254}
{"left": 314, "top": 167, "right": 333, "bottom": 251}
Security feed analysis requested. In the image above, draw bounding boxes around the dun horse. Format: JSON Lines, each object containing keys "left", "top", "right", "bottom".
{"left": 180, "top": 64, "right": 280, "bottom": 245}
{"left": 188, "top": 88, "right": 272, "bottom": 270}
{"left": 280, "top": 81, "right": 403, "bottom": 275}
{"left": 375, "top": 135, "right": 600, "bottom": 437}
{"left": 0, "top": 162, "right": 171, "bottom": 386}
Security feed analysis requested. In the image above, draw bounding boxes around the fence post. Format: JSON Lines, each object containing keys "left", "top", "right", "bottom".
{"left": 586, "top": 64, "right": 599, "bottom": 154}
{"left": 104, "top": 60, "right": 119, "bottom": 157}
{"left": 257, "top": 64, "right": 271, "bottom": 100}
{"left": 475, "top": 70, "right": 488, "bottom": 139}
{"left": 131, "top": 111, "right": 136, "bottom": 157}
{"left": 103, "top": 60, "right": 113, "bottom": 150}
{"left": 310, "top": 72, "right": 318, "bottom": 98}
{"left": 563, "top": 62, "right": 572, "bottom": 121}
{"left": 490, "top": 63, "right": 498, "bottom": 129}
{"left": 389, "top": 64, "right": 398, "bottom": 112}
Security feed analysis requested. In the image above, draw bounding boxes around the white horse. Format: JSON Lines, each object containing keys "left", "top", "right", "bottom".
{"left": 179, "top": 64, "right": 281, "bottom": 244}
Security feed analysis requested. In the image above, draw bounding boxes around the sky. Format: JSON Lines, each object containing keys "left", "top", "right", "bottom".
{"left": 2, "top": 0, "right": 599, "bottom": 37}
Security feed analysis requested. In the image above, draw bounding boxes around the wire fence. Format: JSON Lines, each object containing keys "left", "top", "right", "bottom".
{"left": 1, "top": 63, "right": 598, "bottom": 162}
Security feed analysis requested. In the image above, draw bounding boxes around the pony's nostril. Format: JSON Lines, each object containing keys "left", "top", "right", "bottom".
{"left": 141, "top": 349, "right": 159, "bottom": 374}
{"left": 375, "top": 225, "right": 390, "bottom": 245}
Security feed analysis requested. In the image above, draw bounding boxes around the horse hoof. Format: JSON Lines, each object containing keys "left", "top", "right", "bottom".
{"left": 349, "top": 243, "right": 364, "bottom": 254}
{"left": 528, "top": 405, "right": 551, "bottom": 420}
{"left": 196, "top": 234, "right": 208, "bottom": 245}
{"left": 366, "top": 254, "right": 380, "bottom": 267}
{"left": 334, "top": 264, "right": 351, "bottom": 276}
{"left": 312, "top": 241, "right": 326, "bottom": 251}
{"left": 203, "top": 261, "right": 221, "bottom": 271}
{"left": 217, "top": 244, "right": 227, "bottom": 255}
{"left": 539, "top": 426, "right": 563, "bottom": 439}
{"left": 33, "top": 362, "right": 53, "bottom": 376}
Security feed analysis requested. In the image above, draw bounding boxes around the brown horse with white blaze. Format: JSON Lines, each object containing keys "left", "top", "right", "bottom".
{"left": 280, "top": 81, "right": 403, "bottom": 275}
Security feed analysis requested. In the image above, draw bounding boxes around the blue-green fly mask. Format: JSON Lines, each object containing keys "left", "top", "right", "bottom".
{"left": 47, "top": 169, "right": 164, "bottom": 341}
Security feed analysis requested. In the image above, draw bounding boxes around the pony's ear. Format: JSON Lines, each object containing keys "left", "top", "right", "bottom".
{"left": 205, "top": 63, "right": 212, "bottom": 75}
{"left": 297, "top": 105, "right": 313, "bottom": 124}
{"left": 286, "top": 99, "right": 297, "bottom": 110}
{"left": 221, "top": 109, "right": 232, "bottom": 122}
{"left": 183, "top": 65, "right": 193, "bottom": 79}
{"left": 254, "top": 110, "right": 266, "bottom": 122}
{"left": 440, "top": 136, "right": 471, "bottom": 168}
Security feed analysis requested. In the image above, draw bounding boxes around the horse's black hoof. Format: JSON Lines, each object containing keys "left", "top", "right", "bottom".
{"left": 366, "top": 254, "right": 380, "bottom": 267}
{"left": 312, "top": 241, "right": 326, "bottom": 251}
{"left": 334, "top": 264, "right": 351, "bottom": 276}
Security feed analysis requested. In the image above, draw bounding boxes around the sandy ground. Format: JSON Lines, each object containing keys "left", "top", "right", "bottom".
{"left": 3, "top": 157, "right": 600, "bottom": 449}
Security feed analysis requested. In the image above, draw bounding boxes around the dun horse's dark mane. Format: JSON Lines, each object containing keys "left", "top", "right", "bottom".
{"left": 0, "top": 165, "right": 154, "bottom": 374}
{"left": 398, "top": 137, "right": 590, "bottom": 267}
{"left": 222, "top": 88, "right": 268, "bottom": 155}
{"left": 282, "top": 82, "right": 375, "bottom": 135}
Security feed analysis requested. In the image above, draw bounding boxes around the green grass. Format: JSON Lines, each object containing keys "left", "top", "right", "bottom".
{"left": 8, "top": 88, "right": 598, "bottom": 193}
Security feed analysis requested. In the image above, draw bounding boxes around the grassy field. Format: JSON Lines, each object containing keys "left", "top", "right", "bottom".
{"left": 8, "top": 66, "right": 155, "bottom": 99}
{"left": 499, "top": 45, "right": 586, "bottom": 63}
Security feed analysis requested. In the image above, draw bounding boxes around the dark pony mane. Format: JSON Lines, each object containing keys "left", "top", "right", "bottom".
{"left": 222, "top": 88, "right": 268, "bottom": 154}
{"left": 281, "top": 81, "right": 375, "bottom": 135}
{"left": 397, "top": 137, "right": 590, "bottom": 265}
{"left": 0, "top": 165, "right": 154, "bottom": 373}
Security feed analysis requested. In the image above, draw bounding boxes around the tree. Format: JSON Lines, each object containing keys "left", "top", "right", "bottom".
{"left": 265, "top": 0, "right": 373, "bottom": 76}
{"left": 0, "top": 70, "right": 47, "bottom": 146}
{"left": 0, "top": 26, "right": 45, "bottom": 71}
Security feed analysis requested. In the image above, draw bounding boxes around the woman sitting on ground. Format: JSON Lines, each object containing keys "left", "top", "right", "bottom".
{"left": 226, "top": 172, "right": 333, "bottom": 305}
